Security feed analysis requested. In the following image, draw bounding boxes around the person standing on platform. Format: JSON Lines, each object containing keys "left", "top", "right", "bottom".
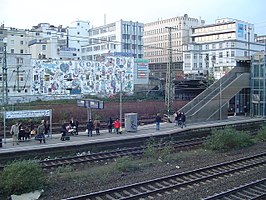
{"left": 87, "top": 119, "right": 94, "bottom": 137}
{"left": 94, "top": 119, "right": 101, "bottom": 135}
{"left": 37, "top": 120, "right": 46, "bottom": 143}
{"left": 10, "top": 122, "right": 20, "bottom": 145}
{"left": 44, "top": 120, "right": 50, "bottom": 138}
{"left": 114, "top": 118, "right": 121, "bottom": 134}
{"left": 107, "top": 117, "right": 113, "bottom": 133}
{"left": 174, "top": 111, "right": 181, "bottom": 126}
{"left": 75, "top": 119, "right": 79, "bottom": 135}
{"left": 155, "top": 113, "right": 161, "bottom": 131}
{"left": 244, "top": 106, "right": 248, "bottom": 117}
{"left": 180, "top": 112, "right": 186, "bottom": 128}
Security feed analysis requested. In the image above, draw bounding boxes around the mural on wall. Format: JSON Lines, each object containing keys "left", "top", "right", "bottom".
{"left": 31, "top": 56, "right": 134, "bottom": 97}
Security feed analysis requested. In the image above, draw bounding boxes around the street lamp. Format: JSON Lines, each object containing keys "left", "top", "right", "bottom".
{"left": 118, "top": 66, "right": 124, "bottom": 126}
{"left": 1, "top": 38, "right": 8, "bottom": 143}
{"left": 120, "top": 72, "right": 122, "bottom": 126}
{"left": 219, "top": 73, "right": 222, "bottom": 120}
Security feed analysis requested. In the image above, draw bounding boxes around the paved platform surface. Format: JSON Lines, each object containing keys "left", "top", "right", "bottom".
{"left": 0, "top": 116, "right": 261, "bottom": 154}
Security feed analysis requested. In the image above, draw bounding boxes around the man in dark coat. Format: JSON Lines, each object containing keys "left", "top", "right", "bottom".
{"left": 180, "top": 112, "right": 186, "bottom": 128}
{"left": 87, "top": 119, "right": 94, "bottom": 137}
{"left": 155, "top": 113, "right": 161, "bottom": 130}
{"left": 107, "top": 117, "right": 113, "bottom": 133}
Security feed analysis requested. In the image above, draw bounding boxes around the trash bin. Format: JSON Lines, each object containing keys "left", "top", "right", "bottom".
{"left": 125, "top": 113, "right": 138, "bottom": 132}
{"left": 0, "top": 138, "right": 2, "bottom": 148}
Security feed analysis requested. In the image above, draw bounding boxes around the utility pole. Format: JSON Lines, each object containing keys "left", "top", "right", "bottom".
{"left": 2, "top": 42, "right": 8, "bottom": 105}
{"left": 165, "top": 26, "right": 175, "bottom": 116}
{"left": 1, "top": 40, "right": 8, "bottom": 144}
{"left": 14, "top": 61, "right": 25, "bottom": 92}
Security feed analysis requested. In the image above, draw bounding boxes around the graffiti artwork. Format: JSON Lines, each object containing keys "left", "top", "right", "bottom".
{"left": 31, "top": 56, "right": 135, "bottom": 97}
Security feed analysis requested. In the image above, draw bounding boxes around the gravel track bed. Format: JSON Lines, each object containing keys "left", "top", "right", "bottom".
{"left": 40, "top": 142, "right": 266, "bottom": 200}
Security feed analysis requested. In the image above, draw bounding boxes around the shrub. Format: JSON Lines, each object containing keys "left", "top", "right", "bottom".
{"left": 115, "top": 157, "right": 140, "bottom": 172}
{"left": 204, "top": 128, "right": 254, "bottom": 152}
{"left": 255, "top": 126, "right": 266, "bottom": 142}
{"left": 0, "top": 160, "right": 45, "bottom": 195}
{"left": 143, "top": 138, "right": 158, "bottom": 159}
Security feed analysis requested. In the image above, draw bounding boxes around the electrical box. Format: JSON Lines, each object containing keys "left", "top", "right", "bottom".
{"left": 125, "top": 113, "right": 138, "bottom": 132}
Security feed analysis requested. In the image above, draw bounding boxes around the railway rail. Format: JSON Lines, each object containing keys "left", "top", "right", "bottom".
{"left": 62, "top": 152, "right": 266, "bottom": 200}
{"left": 203, "top": 178, "right": 266, "bottom": 200}
{"left": 0, "top": 137, "right": 204, "bottom": 170}
{"left": 40, "top": 137, "right": 204, "bottom": 169}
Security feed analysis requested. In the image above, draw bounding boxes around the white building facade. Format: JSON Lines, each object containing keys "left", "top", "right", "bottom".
{"left": 183, "top": 18, "right": 265, "bottom": 79}
{"left": 143, "top": 14, "right": 205, "bottom": 79}
{"left": 81, "top": 20, "right": 144, "bottom": 61}
{"left": 2, "top": 21, "right": 89, "bottom": 61}
{"left": 67, "top": 20, "right": 90, "bottom": 59}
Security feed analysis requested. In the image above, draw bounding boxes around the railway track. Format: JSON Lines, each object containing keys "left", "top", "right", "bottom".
{"left": 0, "top": 137, "right": 204, "bottom": 170}
{"left": 40, "top": 137, "right": 204, "bottom": 169}
{"left": 62, "top": 152, "right": 266, "bottom": 200}
{"left": 203, "top": 178, "right": 266, "bottom": 200}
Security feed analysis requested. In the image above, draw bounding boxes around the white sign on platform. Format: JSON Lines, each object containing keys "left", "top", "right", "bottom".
{"left": 5, "top": 110, "right": 51, "bottom": 119}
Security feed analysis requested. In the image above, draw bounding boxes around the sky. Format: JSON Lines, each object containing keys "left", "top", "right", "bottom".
{"left": 0, "top": 0, "right": 265, "bottom": 35}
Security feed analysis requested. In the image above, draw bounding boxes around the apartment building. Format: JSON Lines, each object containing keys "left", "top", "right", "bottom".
{"left": 143, "top": 14, "right": 205, "bottom": 80}
{"left": 1, "top": 27, "right": 29, "bottom": 55}
{"left": 28, "top": 23, "right": 69, "bottom": 59}
{"left": 255, "top": 35, "right": 266, "bottom": 44}
{"left": 81, "top": 20, "right": 144, "bottom": 61}
{"left": 67, "top": 20, "right": 90, "bottom": 59}
{"left": 183, "top": 18, "right": 265, "bottom": 79}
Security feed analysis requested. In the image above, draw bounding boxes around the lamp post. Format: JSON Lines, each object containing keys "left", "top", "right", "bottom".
{"left": 219, "top": 73, "right": 222, "bottom": 120}
{"left": 1, "top": 39, "right": 8, "bottom": 143}
{"left": 165, "top": 26, "right": 175, "bottom": 116}
{"left": 119, "top": 66, "right": 124, "bottom": 126}
{"left": 120, "top": 72, "right": 122, "bottom": 126}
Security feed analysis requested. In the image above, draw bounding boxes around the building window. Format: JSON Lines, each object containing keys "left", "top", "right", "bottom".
{"left": 199, "top": 63, "right": 202, "bottom": 69}
{"left": 212, "top": 44, "right": 216, "bottom": 49}
{"left": 11, "top": 49, "right": 15, "bottom": 54}
{"left": 231, "top": 51, "right": 235, "bottom": 57}
{"left": 205, "top": 44, "right": 209, "bottom": 50}
{"left": 11, "top": 40, "right": 14, "bottom": 45}
{"left": 219, "top": 52, "right": 223, "bottom": 58}
{"left": 20, "top": 49, "right": 23, "bottom": 54}
{"left": 219, "top": 43, "right": 223, "bottom": 48}
{"left": 20, "top": 41, "right": 23, "bottom": 45}
{"left": 185, "top": 54, "right": 191, "bottom": 59}
{"left": 42, "top": 45, "right": 46, "bottom": 51}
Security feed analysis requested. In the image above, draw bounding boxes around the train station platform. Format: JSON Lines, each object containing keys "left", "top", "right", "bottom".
{"left": 0, "top": 116, "right": 264, "bottom": 155}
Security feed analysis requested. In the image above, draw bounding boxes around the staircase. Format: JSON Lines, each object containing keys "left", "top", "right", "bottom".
{"left": 180, "top": 67, "right": 250, "bottom": 122}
